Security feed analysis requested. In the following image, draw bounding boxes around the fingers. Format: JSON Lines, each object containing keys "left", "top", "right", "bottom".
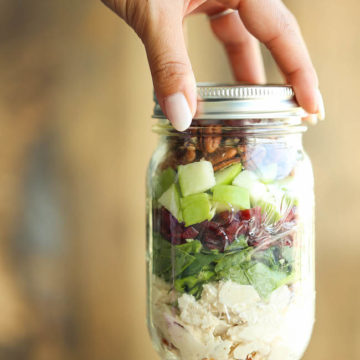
{"left": 234, "top": 0, "right": 322, "bottom": 116}
{"left": 143, "top": 12, "right": 197, "bottom": 131}
{"left": 208, "top": 10, "right": 265, "bottom": 84}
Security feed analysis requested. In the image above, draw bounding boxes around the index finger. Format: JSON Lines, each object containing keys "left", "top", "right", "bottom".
{"left": 220, "top": 0, "right": 320, "bottom": 115}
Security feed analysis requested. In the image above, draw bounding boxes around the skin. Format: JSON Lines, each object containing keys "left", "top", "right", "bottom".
{"left": 101, "top": 0, "right": 321, "bottom": 124}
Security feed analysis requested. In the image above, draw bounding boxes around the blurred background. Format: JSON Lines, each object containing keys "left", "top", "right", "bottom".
{"left": 0, "top": 0, "right": 359, "bottom": 359}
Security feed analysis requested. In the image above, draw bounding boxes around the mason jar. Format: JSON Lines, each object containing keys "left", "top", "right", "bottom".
{"left": 146, "top": 84, "right": 315, "bottom": 360}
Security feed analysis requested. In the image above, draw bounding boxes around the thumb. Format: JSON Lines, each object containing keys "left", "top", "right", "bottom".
{"left": 143, "top": 15, "right": 196, "bottom": 131}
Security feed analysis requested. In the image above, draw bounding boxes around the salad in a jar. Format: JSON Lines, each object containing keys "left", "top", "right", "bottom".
{"left": 148, "top": 123, "right": 314, "bottom": 360}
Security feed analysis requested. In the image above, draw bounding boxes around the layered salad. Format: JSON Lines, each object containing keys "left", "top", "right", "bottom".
{"left": 148, "top": 126, "right": 314, "bottom": 360}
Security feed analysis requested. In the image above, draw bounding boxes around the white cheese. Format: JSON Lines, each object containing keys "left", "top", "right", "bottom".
{"left": 178, "top": 294, "right": 221, "bottom": 330}
{"left": 151, "top": 277, "right": 314, "bottom": 360}
{"left": 218, "top": 282, "right": 261, "bottom": 311}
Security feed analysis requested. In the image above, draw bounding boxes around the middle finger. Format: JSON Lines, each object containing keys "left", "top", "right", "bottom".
{"left": 208, "top": 9, "right": 266, "bottom": 83}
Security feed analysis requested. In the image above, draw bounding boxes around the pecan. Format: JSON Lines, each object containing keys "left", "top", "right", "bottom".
{"left": 203, "top": 135, "right": 221, "bottom": 153}
{"left": 224, "top": 137, "right": 240, "bottom": 147}
{"left": 200, "top": 125, "right": 222, "bottom": 154}
{"left": 207, "top": 147, "right": 237, "bottom": 166}
{"left": 237, "top": 144, "right": 249, "bottom": 162}
{"left": 159, "top": 153, "right": 178, "bottom": 170}
{"left": 184, "top": 144, "right": 196, "bottom": 163}
{"left": 213, "top": 157, "right": 241, "bottom": 171}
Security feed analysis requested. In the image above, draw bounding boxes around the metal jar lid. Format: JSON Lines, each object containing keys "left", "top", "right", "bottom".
{"left": 153, "top": 83, "right": 307, "bottom": 120}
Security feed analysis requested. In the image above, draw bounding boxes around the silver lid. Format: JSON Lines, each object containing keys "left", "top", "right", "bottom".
{"left": 153, "top": 83, "right": 307, "bottom": 120}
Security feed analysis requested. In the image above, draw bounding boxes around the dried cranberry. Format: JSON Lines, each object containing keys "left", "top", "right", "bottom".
{"left": 158, "top": 208, "right": 186, "bottom": 245}
{"left": 224, "top": 220, "right": 241, "bottom": 242}
{"left": 214, "top": 210, "right": 239, "bottom": 226}
{"left": 182, "top": 226, "right": 199, "bottom": 240}
{"left": 281, "top": 232, "right": 296, "bottom": 247}
{"left": 248, "top": 232, "right": 272, "bottom": 249}
{"left": 284, "top": 206, "right": 298, "bottom": 223}
{"left": 201, "top": 221, "right": 228, "bottom": 251}
{"left": 239, "top": 209, "right": 252, "bottom": 221}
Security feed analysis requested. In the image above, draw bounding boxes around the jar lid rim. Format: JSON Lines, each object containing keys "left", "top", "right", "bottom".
{"left": 153, "top": 83, "right": 308, "bottom": 120}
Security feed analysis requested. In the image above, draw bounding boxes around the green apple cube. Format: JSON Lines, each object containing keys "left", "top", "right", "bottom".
{"left": 274, "top": 178, "right": 299, "bottom": 206}
{"left": 257, "top": 198, "right": 281, "bottom": 224}
{"left": 181, "top": 193, "right": 213, "bottom": 226}
{"left": 178, "top": 161, "right": 216, "bottom": 197}
{"left": 256, "top": 185, "right": 297, "bottom": 224}
{"left": 232, "top": 170, "right": 259, "bottom": 190}
{"left": 276, "top": 176, "right": 295, "bottom": 191}
{"left": 283, "top": 192, "right": 298, "bottom": 207}
{"left": 214, "top": 203, "right": 233, "bottom": 213}
{"left": 232, "top": 170, "right": 267, "bottom": 204}
{"left": 159, "top": 183, "right": 183, "bottom": 222}
{"left": 215, "top": 163, "right": 242, "bottom": 186}
{"left": 258, "top": 163, "right": 278, "bottom": 184}
{"left": 154, "top": 167, "right": 176, "bottom": 199}
{"left": 213, "top": 185, "right": 250, "bottom": 210}
{"left": 267, "top": 184, "right": 298, "bottom": 215}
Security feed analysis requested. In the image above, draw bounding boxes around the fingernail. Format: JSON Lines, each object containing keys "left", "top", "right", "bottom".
{"left": 316, "top": 89, "right": 325, "bottom": 121}
{"left": 307, "top": 114, "right": 318, "bottom": 125}
{"left": 164, "top": 92, "right": 192, "bottom": 131}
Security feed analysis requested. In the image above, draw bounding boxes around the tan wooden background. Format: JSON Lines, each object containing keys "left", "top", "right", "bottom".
{"left": 0, "top": 0, "right": 359, "bottom": 359}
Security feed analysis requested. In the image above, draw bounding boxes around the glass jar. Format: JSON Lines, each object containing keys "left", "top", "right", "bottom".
{"left": 146, "top": 84, "right": 315, "bottom": 360}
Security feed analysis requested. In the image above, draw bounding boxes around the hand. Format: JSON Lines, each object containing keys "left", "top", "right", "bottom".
{"left": 101, "top": 0, "right": 325, "bottom": 130}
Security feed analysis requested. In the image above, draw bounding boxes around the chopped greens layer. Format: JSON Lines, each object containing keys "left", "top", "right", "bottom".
{"left": 153, "top": 233, "right": 295, "bottom": 299}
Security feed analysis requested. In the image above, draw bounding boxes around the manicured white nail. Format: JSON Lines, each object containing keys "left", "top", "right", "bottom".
{"left": 316, "top": 89, "right": 325, "bottom": 121}
{"left": 164, "top": 92, "right": 192, "bottom": 131}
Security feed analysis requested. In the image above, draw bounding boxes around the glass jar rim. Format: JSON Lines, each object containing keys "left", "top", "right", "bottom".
{"left": 153, "top": 83, "right": 308, "bottom": 120}
{"left": 152, "top": 118, "right": 307, "bottom": 136}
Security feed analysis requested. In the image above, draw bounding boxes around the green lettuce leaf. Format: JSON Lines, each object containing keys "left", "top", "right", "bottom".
{"left": 246, "top": 262, "right": 292, "bottom": 299}
{"left": 225, "top": 235, "right": 248, "bottom": 252}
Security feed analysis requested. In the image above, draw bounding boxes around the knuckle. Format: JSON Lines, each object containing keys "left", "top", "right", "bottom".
{"left": 277, "top": 8, "right": 298, "bottom": 36}
{"left": 305, "top": 66, "right": 318, "bottom": 84}
{"left": 265, "top": 8, "right": 299, "bottom": 49}
{"left": 152, "top": 58, "right": 190, "bottom": 84}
